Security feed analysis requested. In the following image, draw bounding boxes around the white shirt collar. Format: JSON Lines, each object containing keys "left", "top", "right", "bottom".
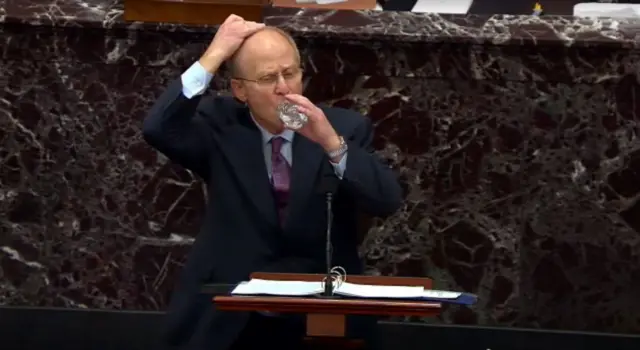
{"left": 250, "top": 112, "right": 295, "bottom": 145}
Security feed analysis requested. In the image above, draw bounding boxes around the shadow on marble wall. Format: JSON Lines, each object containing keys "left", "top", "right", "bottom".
{"left": 1, "top": 23, "right": 640, "bottom": 334}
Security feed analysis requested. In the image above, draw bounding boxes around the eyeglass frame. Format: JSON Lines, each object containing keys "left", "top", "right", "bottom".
{"left": 232, "top": 66, "right": 304, "bottom": 87}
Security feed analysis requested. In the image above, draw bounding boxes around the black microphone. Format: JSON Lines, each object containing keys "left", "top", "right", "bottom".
{"left": 316, "top": 162, "right": 340, "bottom": 297}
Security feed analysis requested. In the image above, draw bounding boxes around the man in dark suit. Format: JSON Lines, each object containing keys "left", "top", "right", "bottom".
{"left": 143, "top": 14, "right": 402, "bottom": 350}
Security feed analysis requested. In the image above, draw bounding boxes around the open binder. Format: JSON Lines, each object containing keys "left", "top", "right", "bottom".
{"left": 231, "top": 278, "right": 477, "bottom": 305}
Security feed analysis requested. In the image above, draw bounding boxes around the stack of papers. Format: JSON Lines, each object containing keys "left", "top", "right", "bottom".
{"left": 410, "top": 0, "right": 473, "bottom": 14}
{"left": 231, "top": 279, "right": 463, "bottom": 300}
{"left": 574, "top": 3, "right": 640, "bottom": 18}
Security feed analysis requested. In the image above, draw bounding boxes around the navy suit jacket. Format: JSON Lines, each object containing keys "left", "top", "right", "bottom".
{"left": 142, "top": 79, "right": 403, "bottom": 350}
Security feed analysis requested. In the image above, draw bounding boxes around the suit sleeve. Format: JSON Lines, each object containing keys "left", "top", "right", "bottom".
{"left": 142, "top": 79, "right": 214, "bottom": 179}
{"left": 342, "top": 116, "right": 403, "bottom": 218}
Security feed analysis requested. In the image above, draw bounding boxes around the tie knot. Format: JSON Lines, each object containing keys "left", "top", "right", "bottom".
{"left": 271, "top": 136, "right": 285, "bottom": 154}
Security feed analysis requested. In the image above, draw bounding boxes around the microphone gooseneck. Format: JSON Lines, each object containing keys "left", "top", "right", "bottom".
{"left": 316, "top": 162, "right": 341, "bottom": 298}
{"left": 323, "top": 191, "right": 334, "bottom": 297}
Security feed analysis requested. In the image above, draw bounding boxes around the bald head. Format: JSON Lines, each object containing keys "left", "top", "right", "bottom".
{"left": 227, "top": 27, "right": 300, "bottom": 78}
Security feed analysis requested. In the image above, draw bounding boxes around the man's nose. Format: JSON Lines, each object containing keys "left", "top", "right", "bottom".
{"left": 274, "top": 74, "right": 290, "bottom": 94}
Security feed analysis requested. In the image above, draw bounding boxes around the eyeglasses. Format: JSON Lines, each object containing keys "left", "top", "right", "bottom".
{"left": 234, "top": 67, "right": 303, "bottom": 87}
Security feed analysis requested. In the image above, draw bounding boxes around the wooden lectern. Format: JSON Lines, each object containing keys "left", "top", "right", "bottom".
{"left": 124, "top": 0, "right": 377, "bottom": 26}
{"left": 124, "top": 0, "right": 271, "bottom": 25}
{"left": 214, "top": 272, "right": 440, "bottom": 349}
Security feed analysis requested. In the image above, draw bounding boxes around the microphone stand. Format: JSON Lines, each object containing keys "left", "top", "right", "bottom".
{"left": 317, "top": 172, "right": 339, "bottom": 298}
{"left": 323, "top": 190, "right": 335, "bottom": 297}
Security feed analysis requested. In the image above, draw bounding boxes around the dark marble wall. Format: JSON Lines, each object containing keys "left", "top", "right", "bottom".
{"left": 2, "top": 0, "right": 640, "bottom": 335}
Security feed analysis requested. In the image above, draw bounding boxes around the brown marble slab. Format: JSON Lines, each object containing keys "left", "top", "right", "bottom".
{"left": 2, "top": 0, "right": 640, "bottom": 47}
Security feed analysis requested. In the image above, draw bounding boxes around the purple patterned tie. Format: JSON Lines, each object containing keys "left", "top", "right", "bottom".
{"left": 271, "top": 137, "right": 290, "bottom": 224}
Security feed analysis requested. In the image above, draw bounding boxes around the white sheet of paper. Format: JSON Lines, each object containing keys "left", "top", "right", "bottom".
{"left": 336, "top": 283, "right": 462, "bottom": 299}
{"left": 411, "top": 0, "right": 473, "bottom": 14}
{"left": 336, "top": 282, "right": 426, "bottom": 298}
{"left": 423, "top": 289, "right": 462, "bottom": 299}
{"left": 574, "top": 3, "right": 640, "bottom": 18}
{"left": 232, "top": 279, "right": 323, "bottom": 296}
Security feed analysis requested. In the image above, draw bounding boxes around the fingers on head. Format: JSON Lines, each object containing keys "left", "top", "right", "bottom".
{"left": 226, "top": 14, "right": 242, "bottom": 23}
{"left": 245, "top": 21, "right": 265, "bottom": 33}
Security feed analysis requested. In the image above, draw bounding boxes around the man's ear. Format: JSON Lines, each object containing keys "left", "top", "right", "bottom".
{"left": 230, "top": 79, "right": 247, "bottom": 103}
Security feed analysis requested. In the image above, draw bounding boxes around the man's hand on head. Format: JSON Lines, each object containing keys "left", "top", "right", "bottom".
{"left": 199, "top": 15, "right": 265, "bottom": 74}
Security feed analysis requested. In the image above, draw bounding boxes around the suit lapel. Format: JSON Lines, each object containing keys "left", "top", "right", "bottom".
{"left": 284, "top": 134, "right": 325, "bottom": 230}
{"left": 214, "top": 105, "right": 328, "bottom": 230}
{"left": 217, "top": 108, "right": 279, "bottom": 228}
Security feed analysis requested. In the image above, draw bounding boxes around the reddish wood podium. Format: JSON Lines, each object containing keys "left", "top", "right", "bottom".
{"left": 214, "top": 272, "right": 440, "bottom": 349}
{"left": 124, "top": 0, "right": 271, "bottom": 26}
{"left": 124, "top": 0, "right": 377, "bottom": 26}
